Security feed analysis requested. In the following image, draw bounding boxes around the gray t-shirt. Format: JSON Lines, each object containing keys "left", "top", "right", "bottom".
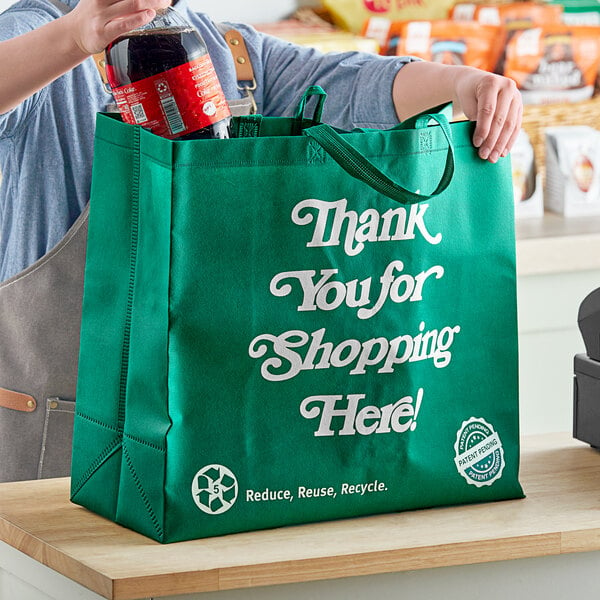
{"left": 0, "top": 0, "right": 413, "bottom": 281}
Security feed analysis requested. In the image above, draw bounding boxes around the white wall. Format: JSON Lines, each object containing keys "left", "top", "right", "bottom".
{"left": 0, "top": 0, "right": 316, "bottom": 22}
{"left": 197, "top": 0, "right": 317, "bottom": 23}
{"left": 518, "top": 269, "right": 589, "bottom": 435}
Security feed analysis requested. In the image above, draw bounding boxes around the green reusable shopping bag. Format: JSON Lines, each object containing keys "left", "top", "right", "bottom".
{"left": 71, "top": 88, "right": 523, "bottom": 543}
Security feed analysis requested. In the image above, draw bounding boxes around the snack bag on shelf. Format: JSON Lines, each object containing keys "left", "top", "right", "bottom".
{"left": 512, "top": 129, "right": 543, "bottom": 218}
{"left": 473, "top": 2, "right": 563, "bottom": 27}
{"left": 503, "top": 25, "right": 600, "bottom": 104}
{"left": 322, "top": 0, "right": 455, "bottom": 34}
{"left": 546, "top": 1, "right": 600, "bottom": 26}
{"left": 477, "top": 2, "right": 564, "bottom": 73}
{"left": 450, "top": 2, "right": 563, "bottom": 26}
{"left": 378, "top": 19, "right": 501, "bottom": 72}
{"left": 545, "top": 126, "right": 600, "bottom": 216}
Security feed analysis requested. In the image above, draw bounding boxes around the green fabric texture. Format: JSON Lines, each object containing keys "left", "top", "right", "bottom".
{"left": 71, "top": 88, "right": 523, "bottom": 543}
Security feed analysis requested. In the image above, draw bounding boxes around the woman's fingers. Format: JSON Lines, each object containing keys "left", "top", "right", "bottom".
{"left": 69, "top": 0, "right": 170, "bottom": 54}
{"left": 471, "top": 75, "right": 521, "bottom": 162}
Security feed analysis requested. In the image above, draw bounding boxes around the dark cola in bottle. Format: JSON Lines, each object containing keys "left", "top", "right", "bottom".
{"left": 105, "top": 7, "right": 231, "bottom": 139}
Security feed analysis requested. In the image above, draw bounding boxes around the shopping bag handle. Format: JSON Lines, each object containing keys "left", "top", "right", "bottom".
{"left": 294, "top": 85, "right": 327, "bottom": 124}
{"left": 302, "top": 111, "right": 455, "bottom": 205}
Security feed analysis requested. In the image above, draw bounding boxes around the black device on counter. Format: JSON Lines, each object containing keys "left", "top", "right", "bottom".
{"left": 574, "top": 286, "right": 600, "bottom": 449}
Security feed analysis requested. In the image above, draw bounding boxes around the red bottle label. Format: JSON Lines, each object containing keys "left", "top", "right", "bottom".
{"left": 111, "top": 54, "right": 231, "bottom": 139}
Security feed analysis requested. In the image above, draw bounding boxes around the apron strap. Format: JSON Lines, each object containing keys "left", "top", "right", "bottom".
{"left": 217, "top": 24, "right": 258, "bottom": 115}
{"left": 0, "top": 387, "right": 36, "bottom": 412}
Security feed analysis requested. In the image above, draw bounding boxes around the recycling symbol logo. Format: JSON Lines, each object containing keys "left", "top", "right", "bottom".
{"left": 191, "top": 464, "right": 238, "bottom": 515}
{"left": 202, "top": 101, "right": 217, "bottom": 116}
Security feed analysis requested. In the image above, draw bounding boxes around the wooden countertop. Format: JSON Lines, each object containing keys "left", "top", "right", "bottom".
{"left": 1, "top": 433, "right": 600, "bottom": 600}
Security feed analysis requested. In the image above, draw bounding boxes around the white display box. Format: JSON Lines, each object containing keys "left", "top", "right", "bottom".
{"left": 545, "top": 126, "right": 600, "bottom": 217}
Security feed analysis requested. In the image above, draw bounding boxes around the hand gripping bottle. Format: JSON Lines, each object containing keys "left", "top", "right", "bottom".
{"left": 105, "top": 7, "right": 231, "bottom": 139}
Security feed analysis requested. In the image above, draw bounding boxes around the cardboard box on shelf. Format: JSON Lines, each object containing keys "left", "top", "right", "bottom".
{"left": 545, "top": 126, "right": 600, "bottom": 216}
{"left": 512, "top": 129, "right": 544, "bottom": 218}
{"left": 254, "top": 11, "right": 379, "bottom": 53}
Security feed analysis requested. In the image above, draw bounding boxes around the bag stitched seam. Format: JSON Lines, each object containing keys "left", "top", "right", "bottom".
{"left": 170, "top": 146, "right": 464, "bottom": 168}
{"left": 76, "top": 410, "right": 120, "bottom": 433}
{"left": 123, "top": 443, "right": 164, "bottom": 539}
{"left": 117, "top": 127, "right": 141, "bottom": 432}
{"left": 123, "top": 432, "right": 166, "bottom": 453}
{"left": 92, "top": 133, "right": 474, "bottom": 170}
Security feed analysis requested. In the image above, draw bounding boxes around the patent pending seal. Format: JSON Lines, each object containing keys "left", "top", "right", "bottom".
{"left": 454, "top": 417, "right": 505, "bottom": 487}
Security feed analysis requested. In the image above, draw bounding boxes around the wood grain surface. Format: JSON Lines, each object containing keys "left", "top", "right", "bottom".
{"left": 1, "top": 433, "right": 599, "bottom": 600}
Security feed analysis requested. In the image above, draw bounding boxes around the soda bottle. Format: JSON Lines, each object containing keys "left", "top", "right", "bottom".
{"left": 104, "top": 7, "right": 231, "bottom": 140}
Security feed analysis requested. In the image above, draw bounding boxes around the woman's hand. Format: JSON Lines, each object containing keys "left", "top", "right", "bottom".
{"left": 393, "top": 62, "right": 523, "bottom": 163}
{"left": 453, "top": 66, "right": 522, "bottom": 162}
{"left": 67, "top": 0, "right": 171, "bottom": 55}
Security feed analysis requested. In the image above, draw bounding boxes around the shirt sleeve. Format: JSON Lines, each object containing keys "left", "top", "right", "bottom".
{"left": 0, "top": 6, "right": 52, "bottom": 138}
{"left": 232, "top": 24, "right": 419, "bottom": 130}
